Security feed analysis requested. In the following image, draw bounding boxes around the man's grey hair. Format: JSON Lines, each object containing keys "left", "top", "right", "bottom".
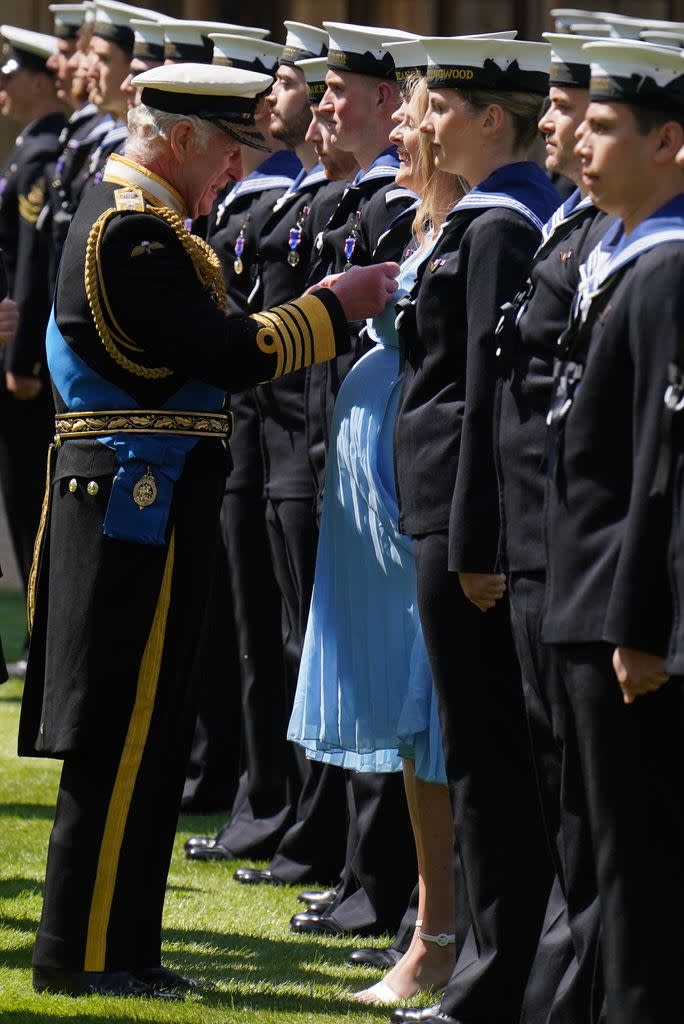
{"left": 125, "top": 103, "right": 221, "bottom": 162}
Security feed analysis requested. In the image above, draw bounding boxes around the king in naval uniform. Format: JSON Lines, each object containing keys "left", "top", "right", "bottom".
{"left": 18, "top": 60, "right": 398, "bottom": 1001}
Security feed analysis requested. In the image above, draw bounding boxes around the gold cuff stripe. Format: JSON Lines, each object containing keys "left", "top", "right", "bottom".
{"left": 270, "top": 305, "right": 302, "bottom": 374}
{"left": 252, "top": 310, "right": 286, "bottom": 378}
{"left": 281, "top": 301, "right": 314, "bottom": 369}
{"left": 84, "top": 531, "right": 176, "bottom": 971}
{"left": 292, "top": 294, "right": 336, "bottom": 364}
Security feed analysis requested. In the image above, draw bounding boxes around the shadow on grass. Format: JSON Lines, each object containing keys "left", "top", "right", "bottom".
{"left": 0, "top": 804, "right": 55, "bottom": 821}
{"left": 0, "top": 878, "right": 43, "bottom": 899}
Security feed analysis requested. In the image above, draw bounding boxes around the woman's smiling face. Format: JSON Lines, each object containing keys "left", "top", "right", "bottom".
{"left": 389, "top": 94, "right": 423, "bottom": 192}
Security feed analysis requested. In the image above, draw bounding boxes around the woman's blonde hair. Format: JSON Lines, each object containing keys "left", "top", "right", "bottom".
{"left": 402, "top": 74, "right": 464, "bottom": 246}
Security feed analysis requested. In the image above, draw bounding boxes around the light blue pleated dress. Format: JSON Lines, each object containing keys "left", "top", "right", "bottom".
{"left": 288, "top": 239, "right": 446, "bottom": 783}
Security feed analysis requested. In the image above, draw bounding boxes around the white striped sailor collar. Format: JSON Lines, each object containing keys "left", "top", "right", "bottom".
{"left": 446, "top": 160, "right": 559, "bottom": 234}
{"left": 574, "top": 193, "right": 684, "bottom": 322}
{"left": 216, "top": 149, "right": 301, "bottom": 215}
{"left": 539, "top": 187, "right": 594, "bottom": 247}
{"left": 98, "top": 120, "right": 128, "bottom": 149}
{"left": 351, "top": 144, "right": 401, "bottom": 187}
{"left": 68, "top": 101, "right": 100, "bottom": 126}
{"left": 103, "top": 152, "right": 188, "bottom": 217}
{"left": 272, "top": 163, "right": 329, "bottom": 211}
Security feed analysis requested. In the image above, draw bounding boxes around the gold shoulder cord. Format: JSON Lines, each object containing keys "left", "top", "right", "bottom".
{"left": 84, "top": 204, "right": 228, "bottom": 379}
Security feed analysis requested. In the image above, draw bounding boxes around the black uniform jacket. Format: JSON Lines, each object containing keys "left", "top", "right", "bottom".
{"left": 0, "top": 112, "right": 66, "bottom": 378}
{"left": 542, "top": 225, "right": 684, "bottom": 656}
{"left": 251, "top": 168, "right": 348, "bottom": 501}
{"left": 69, "top": 119, "right": 128, "bottom": 210}
{"left": 207, "top": 149, "right": 301, "bottom": 494}
{"left": 306, "top": 150, "right": 416, "bottom": 510}
{"left": 47, "top": 103, "right": 105, "bottom": 293}
{"left": 667, "top": 407, "right": 684, "bottom": 673}
{"left": 19, "top": 162, "right": 348, "bottom": 759}
{"left": 394, "top": 164, "right": 559, "bottom": 551}
{"left": 496, "top": 194, "right": 611, "bottom": 572}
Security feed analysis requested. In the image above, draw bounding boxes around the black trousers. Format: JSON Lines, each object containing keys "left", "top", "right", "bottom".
{"left": 182, "top": 539, "right": 242, "bottom": 813}
{"left": 555, "top": 642, "right": 684, "bottom": 1024}
{"left": 509, "top": 573, "right": 602, "bottom": 1024}
{"left": 413, "top": 533, "right": 552, "bottom": 1023}
{"left": 0, "top": 386, "right": 54, "bottom": 592}
{"left": 216, "top": 489, "right": 296, "bottom": 858}
{"left": 322, "top": 770, "right": 417, "bottom": 935}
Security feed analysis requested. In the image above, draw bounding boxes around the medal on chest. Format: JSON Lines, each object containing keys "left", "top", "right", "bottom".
{"left": 343, "top": 210, "right": 362, "bottom": 271}
{"left": 287, "top": 205, "right": 310, "bottom": 268}
{"left": 233, "top": 212, "right": 251, "bottom": 275}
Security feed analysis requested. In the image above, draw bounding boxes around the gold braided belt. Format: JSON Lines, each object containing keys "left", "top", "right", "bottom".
{"left": 54, "top": 409, "right": 234, "bottom": 443}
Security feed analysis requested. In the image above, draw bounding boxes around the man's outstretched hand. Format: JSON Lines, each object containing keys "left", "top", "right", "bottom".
{"left": 315, "top": 262, "right": 400, "bottom": 321}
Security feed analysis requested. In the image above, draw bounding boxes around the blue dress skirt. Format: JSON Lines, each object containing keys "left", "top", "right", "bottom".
{"left": 288, "top": 242, "right": 446, "bottom": 783}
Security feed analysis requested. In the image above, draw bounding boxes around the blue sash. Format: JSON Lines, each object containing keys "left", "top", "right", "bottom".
{"left": 47, "top": 308, "right": 226, "bottom": 546}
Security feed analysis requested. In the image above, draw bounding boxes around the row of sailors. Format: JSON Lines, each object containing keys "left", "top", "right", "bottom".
{"left": 3, "top": 4, "right": 684, "bottom": 1022}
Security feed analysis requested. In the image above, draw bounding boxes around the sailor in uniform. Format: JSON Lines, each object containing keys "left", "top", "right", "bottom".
{"left": 542, "top": 39, "right": 684, "bottom": 1024}
{"left": 19, "top": 60, "right": 398, "bottom": 1000}
{"left": 0, "top": 25, "right": 65, "bottom": 678}
{"left": 287, "top": 22, "right": 420, "bottom": 940}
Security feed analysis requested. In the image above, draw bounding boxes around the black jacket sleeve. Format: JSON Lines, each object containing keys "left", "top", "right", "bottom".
{"left": 448, "top": 210, "right": 540, "bottom": 573}
{"left": 97, "top": 211, "right": 349, "bottom": 393}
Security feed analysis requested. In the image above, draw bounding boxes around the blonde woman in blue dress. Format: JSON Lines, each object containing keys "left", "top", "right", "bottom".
{"left": 289, "top": 63, "right": 465, "bottom": 1004}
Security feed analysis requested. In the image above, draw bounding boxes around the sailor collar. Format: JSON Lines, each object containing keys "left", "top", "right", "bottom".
{"left": 351, "top": 145, "right": 400, "bottom": 188}
{"left": 446, "top": 161, "right": 559, "bottom": 235}
{"left": 573, "top": 194, "right": 684, "bottom": 324}
{"left": 538, "top": 188, "right": 595, "bottom": 249}
{"left": 272, "top": 163, "right": 328, "bottom": 211}
{"left": 103, "top": 153, "right": 188, "bottom": 218}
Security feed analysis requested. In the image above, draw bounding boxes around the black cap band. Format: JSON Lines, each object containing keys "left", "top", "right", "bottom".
{"left": 54, "top": 22, "right": 79, "bottom": 41}
{"left": 306, "top": 79, "right": 326, "bottom": 103}
{"left": 327, "top": 47, "right": 396, "bottom": 80}
{"left": 427, "top": 58, "right": 549, "bottom": 94}
{"left": 5, "top": 45, "right": 52, "bottom": 73}
{"left": 93, "top": 21, "right": 134, "bottom": 54}
{"left": 163, "top": 37, "right": 213, "bottom": 64}
{"left": 140, "top": 85, "right": 257, "bottom": 121}
{"left": 280, "top": 41, "right": 327, "bottom": 66}
{"left": 395, "top": 64, "right": 427, "bottom": 84}
{"left": 133, "top": 39, "right": 164, "bottom": 62}
{"left": 590, "top": 71, "right": 684, "bottom": 111}
{"left": 213, "top": 54, "right": 276, "bottom": 76}
{"left": 549, "top": 59, "right": 590, "bottom": 88}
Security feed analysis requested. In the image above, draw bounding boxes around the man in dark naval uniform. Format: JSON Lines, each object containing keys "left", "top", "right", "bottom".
{"left": 0, "top": 25, "right": 65, "bottom": 678}
{"left": 543, "top": 38, "right": 684, "bottom": 1024}
{"left": 18, "top": 60, "right": 398, "bottom": 1001}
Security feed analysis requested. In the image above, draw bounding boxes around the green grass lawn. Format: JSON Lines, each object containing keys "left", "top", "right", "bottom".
{"left": 0, "top": 590, "right": 427, "bottom": 1024}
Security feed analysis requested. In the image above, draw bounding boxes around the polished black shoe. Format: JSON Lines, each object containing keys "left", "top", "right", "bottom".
{"left": 297, "top": 886, "right": 339, "bottom": 906}
{"left": 290, "top": 910, "right": 347, "bottom": 935}
{"left": 184, "top": 835, "right": 215, "bottom": 852}
{"left": 32, "top": 966, "right": 181, "bottom": 1000}
{"left": 390, "top": 1003, "right": 443, "bottom": 1023}
{"left": 134, "top": 966, "right": 214, "bottom": 993}
{"left": 186, "top": 841, "right": 236, "bottom": 861}
{"left": 232, "top": 867, "right": 286, "bottom": 885}
{"left": 347, "top": 946, "right": 403, "bottom": 969}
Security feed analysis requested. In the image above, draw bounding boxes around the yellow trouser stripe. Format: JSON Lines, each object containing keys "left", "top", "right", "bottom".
{"left": 84, "top": 532, "right": 176, "bottom": 970}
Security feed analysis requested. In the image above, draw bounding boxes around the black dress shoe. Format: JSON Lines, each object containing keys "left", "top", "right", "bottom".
{"left": 32, "top": 966, "right": 181, "bottom": 1000}
{"left": 290, "top": 910, "right": 346, "bottom": 935}
{"left": 186, "top": 841, "right": 235, "bottom": 861}
{"left": 232, "top": 867, "right": 286, "bottom": 885}
{"left": 297, "top": 886, "right": 339, "bottom": 906}
{"left": 184, "top": 835, "right": 215, "bottom": 852}
{"left": 346, "top": 946, "right": 403, "bottom": 969}
{"left": 390, "top": 1003, "right": 442, "bottom": 1023}
{"left": 133, "top": 967, "right": 208, "bottom": 993}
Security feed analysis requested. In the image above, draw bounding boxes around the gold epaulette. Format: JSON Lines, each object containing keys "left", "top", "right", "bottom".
{"left": 84, "top": 193, "right": 228, "bottom": 380}
{"left": 250, "top": 294, "right": 336, "bottom": 379}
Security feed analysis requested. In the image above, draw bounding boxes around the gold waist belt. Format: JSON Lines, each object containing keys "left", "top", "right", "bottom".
{"left": 54, "top": 409, "right": 234, "bottom": 443}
